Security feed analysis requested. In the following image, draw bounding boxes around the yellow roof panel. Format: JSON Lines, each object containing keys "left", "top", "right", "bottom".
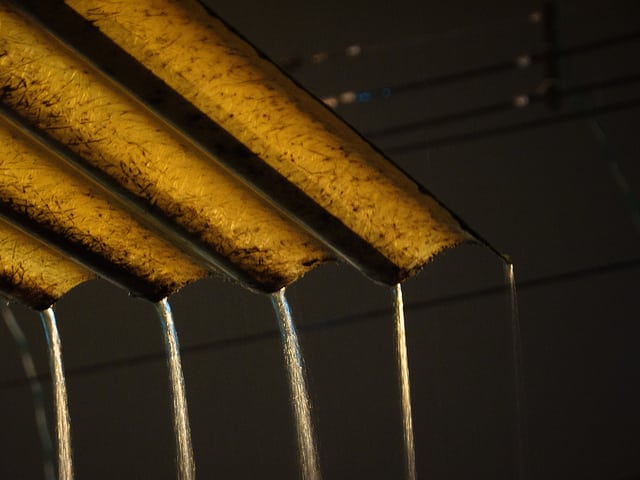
{"left": 0, "top": 0, "right": 472, "bottom": 307}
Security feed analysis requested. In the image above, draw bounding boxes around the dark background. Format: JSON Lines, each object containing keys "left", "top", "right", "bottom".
{"left": 1, "top": 0, "right": 639, "bottom": 478}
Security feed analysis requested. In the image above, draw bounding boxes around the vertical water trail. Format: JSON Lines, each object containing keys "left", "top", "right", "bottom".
{"left": 270, "top": 288, "right": 322, "bottom": 480}
{"left": 393, "top": 284, "right": 417, "bottom": 480}
{"left": 505, "top": 263, "right": 529, "bottom": 480}
{"left": 1, "top": 304, "right": 55, "bottom": 480}
{"left": 155, "top": 298, "right": 196, "bottom": 480}
{"left": 40, "top": 307, "right": 74, "bottom": 480}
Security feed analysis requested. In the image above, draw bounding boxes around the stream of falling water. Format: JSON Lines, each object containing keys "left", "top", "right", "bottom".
{"left": 271, "top": 288, "right": 322, "bottom": 480}
{"left": 1, "top": 304, "right": 55, "bottom": 480}
{"left": 393, "top": 284, "right": 417, "bottom": 480}
{"left": 155, "top": 298, "right": 196, "bottom": 480}
{"left": 505, "top": 263, "right": 529, "bottom": 480}
{"left": 40, "top": 307, "right": 74, "bottom": 480}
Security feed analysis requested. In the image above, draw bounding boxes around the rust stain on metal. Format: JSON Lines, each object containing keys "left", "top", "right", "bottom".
{"left": 0, "top": 0, "right": 472, "bottom": 307}
{"left": 0, "top": 219, "right": 93, "bottom": 310}
{"left": 0, "top": 117, "right": 206, "bottom": 299}
{"left": 67, "top": 0, "right": 471, "bottom": 278}
{"left": 0, "top": 3, "right": 330, "bottom": 294}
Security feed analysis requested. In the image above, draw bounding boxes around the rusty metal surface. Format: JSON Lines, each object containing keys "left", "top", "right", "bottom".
{"left": 0, "top": 114, "right": 206, "bottom": 300}
{"left": 0, "top": 218, "right": 92, "bottom": 309}
{"left": 64, "top": 0, "right": 470, "bottom": 276}
{"left": 0, "top": 1, "right": 330, "bottom": 296}
{"left": 0, "top": 0, "right": 469, "bottom": 307}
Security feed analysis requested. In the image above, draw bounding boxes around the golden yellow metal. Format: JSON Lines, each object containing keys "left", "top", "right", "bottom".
{"left": 0, "top": 218, "right": 92, "bottom": 309}
{"left": 0, "top": 114, "right": 206, "bottom": 300}
{"left": 0, "top": 0, "right": 471, "bottom": 307}
{"left": 0, "top": 2, "right": 329, "bottom": 292}
{"left": 66, "top": 0, "right": 471, "bottom": 279}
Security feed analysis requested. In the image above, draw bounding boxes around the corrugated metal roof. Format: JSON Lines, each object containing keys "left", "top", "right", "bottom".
{"left": 0, "top": 0, "right": 470, "bottom": 309}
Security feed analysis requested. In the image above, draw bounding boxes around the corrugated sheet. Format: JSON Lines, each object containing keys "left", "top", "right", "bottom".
{"left": 0, "top": 0, "right": 470, "bottom": 309}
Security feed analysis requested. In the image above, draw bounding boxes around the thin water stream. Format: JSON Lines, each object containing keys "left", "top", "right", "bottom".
{"left": 505, "top": 263, "right": 529, "bottom": 480}
{"left": 40, "top": 307, "right": 74, "bottom": 480}
{"left": 271, "top": 288, "right": 322, "bottom": 480}
{"left": 155, "top": 298, "right": 196, "bottom": 480}
{"left": 1, "top": 304, "right": 55, "bottom": 480}
{"left": 393, "top": 284, "right": 417, "bottom": 480}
